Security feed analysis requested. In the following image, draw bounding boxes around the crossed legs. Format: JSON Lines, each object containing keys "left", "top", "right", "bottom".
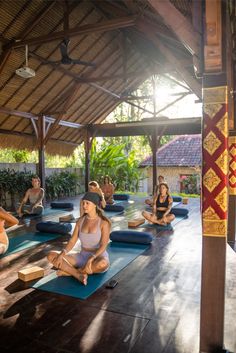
{"left": 47, "top": 251, "right": 109, "bottom": 286}
{"left": 142, "top": 210, "right": 175, "bottom": 225}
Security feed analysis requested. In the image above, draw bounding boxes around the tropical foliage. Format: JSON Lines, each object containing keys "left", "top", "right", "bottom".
{"left": 46, "top": 171, "right": 81, "bottom": 200}
{"left": 90, "top": 141, "right": 142, "bottom": 192}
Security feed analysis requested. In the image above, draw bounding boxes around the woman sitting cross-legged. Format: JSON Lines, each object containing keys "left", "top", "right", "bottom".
{"left": 101, "top": 175, "right": 115, "bottom": 204}
{"left": 142, "top": 182, "right": 175, "bottom": 226}
{"left": 0, "top": 207, "right": 19, "bottom": 254}
{"left": 47, "top": 192, "right": 111, "bottom": 286}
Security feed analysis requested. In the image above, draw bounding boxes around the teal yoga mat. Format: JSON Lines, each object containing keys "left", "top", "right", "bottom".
{"left": 31, "top": 242, "right": 149, "bottom": 300}
{"left": 1, "top": 232, "right": 63, "bottom": 258}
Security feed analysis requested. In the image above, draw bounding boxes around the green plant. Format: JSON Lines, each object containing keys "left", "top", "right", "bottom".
{"left": 45, "top": 171, "right": 81, "bottom": 200}
{"left": 89, "top": 142, "right": 142, "bottom": 192}
{"left": 181, "top": 174, "right": 199, "bottom": 194}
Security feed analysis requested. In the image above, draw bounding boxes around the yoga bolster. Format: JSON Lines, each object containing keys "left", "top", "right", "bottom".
{"left": 171, "top": 208, "right": 189, "bottom": 216}
{"left": 113, "top": 194, "right": 130, "bottom": 201}
{"left": 104, "top": 204, "right": 124, "bottom": 212}
{"left": 172, "top": 196, "right": 182, "bottom": 202}
{"left": 110, "top": 230, "right": 153, "bottom": 244}
{"left": 36, "top": 221, "right": 72, "bottom": 234}
{"left": 50, "top": 202, "right": 74, "bottom": 209}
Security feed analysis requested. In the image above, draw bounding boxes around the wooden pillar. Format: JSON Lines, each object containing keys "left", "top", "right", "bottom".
{"left": 227, "top": 2, "right": 236, "bottom": 244}
{"left": 84, "top": 127, "right": 92, "bottom": 192}
{"left": 200, "top": 2, "right": 228, "bottom": 352}
{"left": 228, "top": 136, "right": 236, "bottom": 242}
{"left": 37, "top": 115, "right": 46, "bottom": 193}
{"left": 200, "top": 83, "right": 228, "bottom": 352}
{"left": 151, "top": 130, "right": 157, "bottom": 194}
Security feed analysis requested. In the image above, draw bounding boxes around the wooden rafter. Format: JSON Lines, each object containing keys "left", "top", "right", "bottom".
{"left": 0, "top": 107, "right": 82, "bottom": 129}
{"left": 146, "top": 0, "right": 200, "bottom": 56}
{"left": 6, "top": 16, "right": 137, "bottom": 49}
{"left": 136, "top": 20, "right": 202, "bottom": 99}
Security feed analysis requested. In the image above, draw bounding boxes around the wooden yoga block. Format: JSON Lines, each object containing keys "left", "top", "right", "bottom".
{"left": 182, "top": 198, "right": 189, "bottom": 205}
{"left": 18, "top": 266, "right": 44, "bottom": 282}
{"left": 128, "top": 218, "right": 145, "bottom": 228}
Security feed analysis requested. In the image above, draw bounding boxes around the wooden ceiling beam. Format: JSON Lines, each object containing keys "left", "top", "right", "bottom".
{"left": 90, "top": 117, "right": 201, "bottom": 137}
{"left": 146, "top": 0, "right": 200, "bottom": 56}
{"left": 136, "top": 20, "right": 202, "bottom": 99}
{"left": 8, "top": 16, "right": 137, "bottom": 49}
{"left": 0, "top": 106, "right": 82, "bottom": 129}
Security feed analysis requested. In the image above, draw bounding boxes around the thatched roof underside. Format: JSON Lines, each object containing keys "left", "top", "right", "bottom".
{"left": 0, "top": 0, "right": 203, "bottom": 155}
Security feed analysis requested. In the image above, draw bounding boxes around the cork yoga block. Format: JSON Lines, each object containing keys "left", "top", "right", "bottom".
{"left": 18, "top": 266, "right": 44, "bottom": 282}
{"left": 182, "top": 198, "right": 189, "bottom": 205}
{"left": 128, "top": 218, "right": 145, "bottom": 228}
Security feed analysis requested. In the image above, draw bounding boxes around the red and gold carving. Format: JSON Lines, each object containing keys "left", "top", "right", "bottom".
{"left": 229, "top": 136, "right": 236, "bottom": 195}
{"left": 202, "top": 86, "right": 228, "bottom": 237}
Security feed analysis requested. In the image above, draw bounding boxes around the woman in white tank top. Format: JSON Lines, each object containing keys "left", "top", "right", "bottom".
{"left": 47, "top": 192, "right": 111, "bottom": 286}
{"left": 0, "top": 207, "right": 19, "bottom": 254}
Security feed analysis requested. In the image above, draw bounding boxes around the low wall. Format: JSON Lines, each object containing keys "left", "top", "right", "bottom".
{"left": 140, "top": 166, "right": 201, "bottom": 194}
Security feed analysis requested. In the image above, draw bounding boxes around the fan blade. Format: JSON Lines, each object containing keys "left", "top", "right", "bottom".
{"left": 41, "top": 60, "right": 62, "bottom": 65}
{"left": 60, "top": 39, "right": 70, "bottom": 59}
{"left": 70, "top": 59, "right": 96, "bottom": 67}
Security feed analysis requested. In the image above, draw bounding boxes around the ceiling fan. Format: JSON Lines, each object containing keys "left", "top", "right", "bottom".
{"left": 43, "top": 38, "right": 96, "bottom": 67}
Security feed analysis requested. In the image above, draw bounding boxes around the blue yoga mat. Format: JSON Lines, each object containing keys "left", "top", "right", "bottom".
{"left": 31, "top": 242, "right": 149, "bottom": 300}
{"left": 1, "top": 232, "right": 63, "bottom": 258}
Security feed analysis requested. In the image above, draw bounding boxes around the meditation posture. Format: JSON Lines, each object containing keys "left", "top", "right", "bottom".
{"left": 17, "top": 176, "right": 44, "bottom": 217}
{"left": 101, "top": 175, "right": 115, "bottom": 204}
{"left": 0, "top": 207, "right": 19, "bottom": 254}
{"left": 145, "top": 175, "right": 165, "bottom": 207}
{"left": 47, "top": 192, "right": 111, "bottom": 285}
{"left": 142, "top": 182, "right": 175, "bottom": 226}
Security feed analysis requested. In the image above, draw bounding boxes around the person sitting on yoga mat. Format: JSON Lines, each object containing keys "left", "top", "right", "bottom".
{"left": 17, "top": 176, "right": 44, "bottom": 217}
{"left": 0, "top": 207, "right": 19, "bottom": 254}
{"left": 80, "top": 181, "right": 106, "bottom": 216}
{"left": 142, "top": 182, "right": 175, "bottom": 226}
{"left": 145, "top": 175, "right": 165, "bottom": 207}
{"left": 101, "top": 175, "right": 115, "bottom": 204}
{"left": 47, "top": 192, "right": 111, "bottom": 285}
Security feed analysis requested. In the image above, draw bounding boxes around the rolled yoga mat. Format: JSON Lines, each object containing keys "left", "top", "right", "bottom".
{"left": 36, "top": 221, "right": 72, "bottom": 235}
{"left": 50, "top": 202, "right": 74, "bottom": 209}
{"left": 113, "top": 194, "right": 130, "bottom": 201}
{"left": 103, "top": 204, "right": 124, "bottom": 212}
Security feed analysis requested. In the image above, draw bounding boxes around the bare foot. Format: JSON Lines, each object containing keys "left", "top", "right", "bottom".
{"left": 56, "top": 270, "right": 71, "bottom": 277}
{"left": 77, "top": 273, "right": 88, "bottom": 286}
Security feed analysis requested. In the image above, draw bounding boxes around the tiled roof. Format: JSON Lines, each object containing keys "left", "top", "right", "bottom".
{"left": 140, "top": 135, "right": 201, "bottom": 167}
